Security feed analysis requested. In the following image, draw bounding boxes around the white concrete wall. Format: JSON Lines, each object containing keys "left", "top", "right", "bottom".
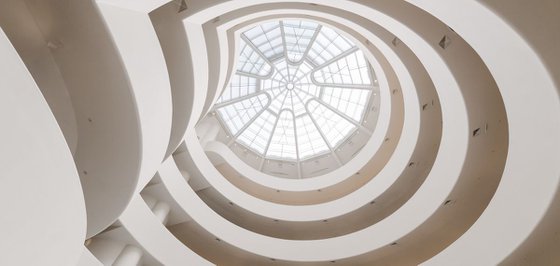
{"left": 0, "top": 27, "right": 86, "bottom": 266}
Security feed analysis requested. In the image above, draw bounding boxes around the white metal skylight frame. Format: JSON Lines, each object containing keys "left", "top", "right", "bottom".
{"left": 215, "top": 19, "right": 376, "bottom": 164}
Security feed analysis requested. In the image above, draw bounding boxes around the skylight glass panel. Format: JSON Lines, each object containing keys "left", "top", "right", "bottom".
{"left": 296, "top": 115, "right": 330, "bottom": 159}
{"left": 237, "top": 110, "right": 276, "bottom": 154}
{"left": 268, "top": 89, "right": 288, "bottom": 114}
{"left": 308, "top": 100, "right": 355, "bottom": 147}
{"left": 216, "top": 19, "right": 376, "bottom": 164}
{"left": 267, "top": 111, "right": 297, "bottom": 159}
{"left": 307, "top": 26, "right": 354, "bottom": 66}
{"left": 282, "top": 20, "right": 319, "bottom": 63}
{"left": 293, "top": 61, "right": 313, "bottom": 81}
{"left": 217, "top": 74, "right": 258, "bottom": 104}
{"left": 321, "top": 87, "right": 370, "bottom": 122}
{"left": 283, "top": 90, "right": 295, "bottom": 111}
{"left": 274, "top": 59, "right": 299, "bottom": 81}
{"left": 217, "top": 94, "right": 268, "bottom": 135}
{"left": 297, "top": 82, "right": 320, "bottom": 98}
{"left": 297, "top": 73, "right": 321, "bottom": 99}
{"left": 313, "top": 50, "right": 371, "bottom": 86}
{"left": 262, "top": 75, "right": 284, "bottom": 94}
{"left": 237, "top": 39, "right": 272, "bottom": 77}
{"left": 290, "top": 90, "right": 308, "bottom": 116}
{"left": 243, "top": 21, "right": 284, "bottom": 60}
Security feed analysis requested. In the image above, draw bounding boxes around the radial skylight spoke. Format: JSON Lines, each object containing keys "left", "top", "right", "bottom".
{"left": 266, "top": 111, "right": 298, "bottom": 159}
{"left": 307, "top": 26, "right": 355, "bottom": 66}
{"left": 307, "top": 100, "right": 355, "bottom": 147}
{"left": 291, "top": 90, "right": 309, "bottom": 116}
{"left": 313, "top": 49, "right": 371, "bottom": 87}
{"left": 237, "top": 110, "right": 276, "bottom": 154}
{"left": 217, "top": 74, "right": 258, "bottom": 104}
{"left": 321, "top": 87, "right": 371, "bottom": 122}
{"left": 217, "top": 19, "right": 376, "bottom": 163}
{"left": 269, "top": 89, "right": 289, "bottom": 114}
{"left": 214, "top": 91, "right": 268, "bottom": 109}
{"left": 274, "top": 59, "right": 300, "bottom": 81}
{"left": 217, "top": 94, "right": 269, "bottom": 135}
{"left": 237, "top": 39, "right": 273, "bottom": 77}
{"left": 243, "top": 21, "right": 284, "bottom": 60}
{"left": 282, "top": 20, "right": 320, "bottom": 64}
{"left": 293, "top": 62, "right": 314, "bottom": 83}
{"left": 296, "top": 115, "right": 330, "bottom": 159}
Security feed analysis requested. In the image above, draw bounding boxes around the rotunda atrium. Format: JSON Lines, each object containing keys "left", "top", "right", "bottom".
{"left": 215, "top": 19, "right": 379, "bottom": 177}
{"left": 0, "top": 1, "right": 559, "bottom": 266}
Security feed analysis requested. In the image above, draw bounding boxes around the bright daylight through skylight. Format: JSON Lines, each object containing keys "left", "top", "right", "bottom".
{"left": 215, "top": 20, "right": 376, "bottom": 162}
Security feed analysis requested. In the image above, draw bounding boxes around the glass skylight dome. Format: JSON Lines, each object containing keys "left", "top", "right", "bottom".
{"left": 215, "top": 19, "right": 376, "bottom": 164}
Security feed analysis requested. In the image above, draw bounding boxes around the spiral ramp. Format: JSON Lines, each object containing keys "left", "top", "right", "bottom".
{"left": 0, "top": 0, "right": 559, "bottom": 265}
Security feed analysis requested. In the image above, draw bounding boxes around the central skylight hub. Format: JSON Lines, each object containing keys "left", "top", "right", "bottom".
{"left": 213, "top": 19, "right": 378, "bottom": 177}
{"left": 286, "top": 83, "right": 295, "bottom": 90}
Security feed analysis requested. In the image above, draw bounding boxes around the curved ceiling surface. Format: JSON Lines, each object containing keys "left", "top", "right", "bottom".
{"left": 2, "top": 1, "right": 559, "bottom": 265}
